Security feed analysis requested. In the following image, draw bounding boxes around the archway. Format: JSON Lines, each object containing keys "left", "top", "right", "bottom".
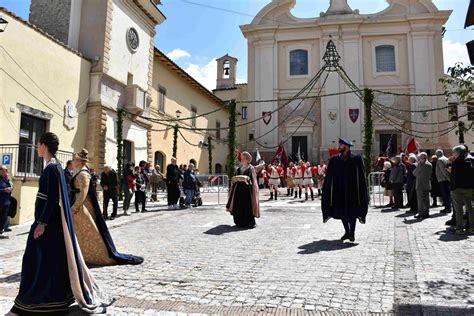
{"left": 154, "top": 151, "right": 166, "bottom": 168}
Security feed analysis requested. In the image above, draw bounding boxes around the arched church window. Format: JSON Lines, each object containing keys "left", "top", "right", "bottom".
{"left": 289, "top": 50, "right": 308, "bottom": 76}
{"left": 375, "top": 45, "right": 396, "bottom": 72}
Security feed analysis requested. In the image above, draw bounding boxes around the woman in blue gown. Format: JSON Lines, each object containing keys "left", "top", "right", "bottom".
{"left": 8, "top": 132, "right": 112, "bottom": 315}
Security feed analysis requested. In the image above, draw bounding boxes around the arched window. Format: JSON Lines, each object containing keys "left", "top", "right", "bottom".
{"left": 289, "top": 49, "right": 308, "bottom": 76}
{"left": 375, "top": 45, "right": 396, "bottom": 72}
{"left": 215, "top": 163, "right": 222, "bottom": 174}
{"left": 154, "top": 151, "right": 165, "bottom": 169}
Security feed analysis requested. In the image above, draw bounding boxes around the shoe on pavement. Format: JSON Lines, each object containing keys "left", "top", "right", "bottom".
{"left": 349, "top": 233, "right": 355, "bottom": 242}
{"left": 414, "top": 214, "right": 429, "bottom": 220}
{"left": 455, "top": 229, "right": 466, "bottom": 235}
{"left": 340, "top": 232, "right": 350, "bottom": 241}
{"left": 440, "top": 209, "right": 451, "bottom": 214}
{"left": 142, "top": 209, "right": 148, "bottom": 213}
{"left": 110, "top": 216, "right": 116, "bottom": 220}
{"left": 4, "top": 228, "right": 12, "bottom": 232}
{"left": 445, "top": 219, "right": 456, "bottom": 226}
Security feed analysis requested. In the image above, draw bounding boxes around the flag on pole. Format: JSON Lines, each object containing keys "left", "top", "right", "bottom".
{"left": 256, "top": 148, "right": 262, "bottom": 164}
{"left": 271, "top": 144, "right": 289, "bottom": 170}
{"left": 385, "top": 134, "right": 394, "bottom": 157}
{"left": 405, "top": 137, "right": 420, "bottom": 154}
{"left": 297, "top": 142, "right": 301, "bottom": 161}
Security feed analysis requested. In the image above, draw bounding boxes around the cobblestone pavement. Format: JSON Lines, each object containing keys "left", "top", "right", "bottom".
{"left": 1, "top": 192, "right": 473, "bottom": 315}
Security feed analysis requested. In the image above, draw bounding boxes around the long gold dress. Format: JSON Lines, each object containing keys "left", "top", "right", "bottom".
{"left": 71, "top": 168, "right": 116, "bottom": 266}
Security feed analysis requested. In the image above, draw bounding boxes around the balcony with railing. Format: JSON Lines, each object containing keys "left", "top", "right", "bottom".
{"left": 125, "top": 84, "right": 149, "bottom": 115}
{"left": 0, "top": 144, "right": 73, "bottom": 179}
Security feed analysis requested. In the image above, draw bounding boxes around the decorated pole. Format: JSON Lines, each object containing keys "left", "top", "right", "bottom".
{"left": 227, "top": 99, "right": 237, "bottom": 180}
{"left": 172, "top": 125, "right": 178, "bottom": 159}
{"left": 363, "top": 88, "right": 374, "bottom": 176}
{"left": 208, "top": 136, "right": 213, "bottom": 174}
{"left": 116, "top": 109, "right": 124, "bottom": 200}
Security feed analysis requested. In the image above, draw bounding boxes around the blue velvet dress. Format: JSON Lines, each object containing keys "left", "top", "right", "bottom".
{"left": 11, "top": 160, "right": 112, "bottom": 315}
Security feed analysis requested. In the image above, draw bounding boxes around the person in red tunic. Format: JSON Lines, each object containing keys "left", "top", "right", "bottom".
{"left": 302, "top": 162, "right": 318, "bottom": 200}
{"left": 316, "top": 160, "right": 327, "bottom": 196}
{"left": 267, "top": 160, "right": 283, "bottom": 200}
{"left": 293, "top": 161, "right": 304, "bottom": 199}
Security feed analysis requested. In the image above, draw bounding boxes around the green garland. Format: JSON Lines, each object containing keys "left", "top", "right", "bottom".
{"left": 173, "top": 125, "right": 178, "bottom": 158}
{"left": 116, "top": 109, "right": 124, "bottom": 200}
{"left": 208, "top": 136, "right": 213, "bottom": 174}
{"left": 363, "top": 88, "right": 374, "bottom": 176}
{"left": 227, "top": 100, "right": 237, "bottom": 179}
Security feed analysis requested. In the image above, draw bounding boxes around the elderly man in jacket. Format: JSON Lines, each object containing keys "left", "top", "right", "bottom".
{"left": 449, "top": 145, "right": 474, "bottom": 234}
{"left": 413, "top": 152, "right": 432, "bottom": 219}
{"left": 435, "top": 149, "right": 451, "bottom": 213}
{"left": 389, "top": 156, "right": 405, "bottom": 209}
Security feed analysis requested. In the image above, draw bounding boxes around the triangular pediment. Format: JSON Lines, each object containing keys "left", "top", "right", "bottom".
{"left": 285, "top": 116, "right": 315, "bottom": 127}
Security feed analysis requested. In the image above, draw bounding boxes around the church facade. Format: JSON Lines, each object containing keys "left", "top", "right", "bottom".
{"left": 217, "top": 0, "right": 454, "bottom": 163}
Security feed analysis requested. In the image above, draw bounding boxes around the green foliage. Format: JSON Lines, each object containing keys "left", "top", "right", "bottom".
{"left": 227, "top": 100, "right": 237, "bottom": 179}
{"left": 363, "top": 88, "right": 374, "bottom": 176}
{"left": 439, "top": 63, "right": 474, "bottom": 144}
{"left": 116, "top": 109, "right": 124, "bottom": 200}
{"left": 173, "top": 125, "right": 178, "bottom": 158}
{"left": 208, "top": 136, "right": 213, "bottom": 174}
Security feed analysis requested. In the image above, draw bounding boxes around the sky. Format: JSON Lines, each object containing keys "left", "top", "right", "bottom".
{"left": 1, "top": 0, "right": 472, "bottom": 91}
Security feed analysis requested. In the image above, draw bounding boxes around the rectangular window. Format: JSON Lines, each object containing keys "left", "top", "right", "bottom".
{"left": 290, "top": 49, "right": 308, "bottom": 76}
{"left": 216, "top": 121, "right": 221, "bottom": 140}
{"left": 18, "top": 114, "right": 47, "bottom": 176}
{"left": 191, "top": 106, "right": 197, "bottom": 127}
{"left": 158, "top": 86, "right": 166, "bottom": 113}
{"left": 241, "top": 106, "right": 248, "bottom": 120}
{"left": 249, "top": 133, "right": 254, "bottom": 141}
{"left": 375, "top": 45, "right": 396, "bottom": 72}
{"left": 123, "top": 140, "right": 133, "bottom": 164}
{"left": 448, "top": 103, "right": 458, "bottom": 121}
{"left": 468, "top": 103, "right": 474, "bottom": 121}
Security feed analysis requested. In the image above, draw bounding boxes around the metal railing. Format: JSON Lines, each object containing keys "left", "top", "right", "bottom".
{"left": 0, "top": 144, "right": 73, "bottom": 179}
{"left": 195, "top": 174, "right": 229, "bottom": 205}
{"left": 368, "top": 172, "right": 385, "bottom": 207}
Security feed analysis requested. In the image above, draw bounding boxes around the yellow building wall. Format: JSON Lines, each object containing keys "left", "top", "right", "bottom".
{"left": 150, "top": 58, "right": 229, "bottom": 174}
{"left": 0, "top": 10, "right": 91, "bottom": 224}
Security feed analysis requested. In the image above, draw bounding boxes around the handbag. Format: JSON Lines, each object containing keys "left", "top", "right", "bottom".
{"left": 8, "top": 196, "right": 17, "bottom": 218}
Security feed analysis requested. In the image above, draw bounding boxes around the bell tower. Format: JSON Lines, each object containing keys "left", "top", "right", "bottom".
{"left": 216, "top": 54, "right": 238, "bottom": 89}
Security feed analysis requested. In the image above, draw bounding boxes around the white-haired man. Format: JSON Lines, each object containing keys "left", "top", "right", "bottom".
{"left": 413, "top": 152, "right": 432, "bottom": 219}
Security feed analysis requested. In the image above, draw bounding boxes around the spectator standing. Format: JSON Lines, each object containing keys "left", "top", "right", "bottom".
{"left": 413, "top": 152, "right": 432, "bottom": 219}
{"left": 149, "top": 165, "right": 163, "bottom": 202}
{"left": 134, "top": 166, "right": 147, "bottom": 213}
{"left": 435, "top": 149, "right": 452, "bottom": 213}
{"left": 430, "top": 155, "right": 441, "bottom": 207}
{"left": 406, "top": 155, "right": 418, "bottom": 213}
{"left": 100, "top": 165, "right": 119, "bottom": 220}
{"left": 382, "top": 161, "right": 394, "bottom": 207}
{"left": 389, "top": 156, "right": 405, "bottom": 209}
{"left": 183, "top": 164, "right": 198, "bottom": 208}
{"left": 89, "top": 168, "right": 99, "bottom": 194}
{"left": 64, "top": 160, "right": 74, "bottom": 195}
{"left": 166, "top": 158, "right": 181, "bottom": 209}
{"left": 449, "top": 145, "right": 474, "bottom": 234}
{"left": 0, "top": 166, "right": 13, "bottom": 238}
{"left": 123, "top": 162, "right": 135, "bottom": 216}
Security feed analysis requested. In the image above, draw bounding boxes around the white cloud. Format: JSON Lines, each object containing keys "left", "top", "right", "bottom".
{"left": 443, "top": 39, "right": 471, "bottom": 73}
{"left": 183, "top": 59, "right": 217, "bottom": 91}
{"left": 167, "top": 48, "right": 191, "bottom": 61}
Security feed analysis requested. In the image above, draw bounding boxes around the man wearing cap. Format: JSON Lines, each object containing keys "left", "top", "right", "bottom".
{"left": 322, "top": 138, "right": 369, "bottom": 242}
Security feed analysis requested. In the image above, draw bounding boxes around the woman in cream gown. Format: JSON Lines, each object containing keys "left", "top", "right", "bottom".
{"left": 71, "top": 149, "right": 143, "bottom": 266}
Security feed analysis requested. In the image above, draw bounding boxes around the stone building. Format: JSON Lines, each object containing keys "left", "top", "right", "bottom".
{"left": 220, "top": 0, "right": 455, "bottom": 162}
{"left": 28, "top": 0, "right": 166, "bottom": 168}
{"left": 0, "top": 7, "right": 91, "bottom": 223}
{"left": 151, "top": 49, "right": 229, "bottom": 173}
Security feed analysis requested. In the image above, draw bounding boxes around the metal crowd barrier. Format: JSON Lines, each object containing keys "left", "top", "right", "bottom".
{"left": 195, "top": 174, "right": 229, "bottom": 205}
{"left": 368, "top": 172, "right": 385, "bottom": 207}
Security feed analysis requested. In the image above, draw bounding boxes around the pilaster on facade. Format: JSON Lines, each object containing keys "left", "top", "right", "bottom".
{"left": 102, "top": 0, "right": 114, "bottom": 74}
{"left": 85, "top": 103, "right": 108, "bottom": 169}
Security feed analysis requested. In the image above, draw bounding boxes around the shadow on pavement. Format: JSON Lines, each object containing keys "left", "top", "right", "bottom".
{"left": 434, "top": 229, "right": 469, "bottom": 242}
{"left": 204, "top": 225, "right": 253, "bottom": 235}
{"left": 297, "top": 239, "right": 358, "bottom": 254}
{"left": 0, "top": 272, "right": 21, "bottom": 283}
{"left": 381, "top": 208, "right": 400, "bottom": 213}
{"left": 395, "top": 211, "right": 417, "bottom": 218}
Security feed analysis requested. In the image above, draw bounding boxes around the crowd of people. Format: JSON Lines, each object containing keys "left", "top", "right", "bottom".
{"left": 256, "top": 159, "right": 328, "bottom": 201}
{"left": 377, "top": 145, "right": 474, "bottom": 235}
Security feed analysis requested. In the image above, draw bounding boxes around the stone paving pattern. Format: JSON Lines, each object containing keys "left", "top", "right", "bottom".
{"left": 0, "top": 192, "right": 473, "bottom": 315}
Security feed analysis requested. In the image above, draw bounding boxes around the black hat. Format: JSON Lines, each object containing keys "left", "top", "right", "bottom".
{"left": 338, "top": 138, "right": 354, "bottom": 147}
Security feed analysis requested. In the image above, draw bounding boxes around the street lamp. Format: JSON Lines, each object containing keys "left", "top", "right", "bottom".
{"left": 0, "top": 16, "right": 8, "bottom": 33}
{"left": 175, "top": 110, "right": 181, "bottom": 119}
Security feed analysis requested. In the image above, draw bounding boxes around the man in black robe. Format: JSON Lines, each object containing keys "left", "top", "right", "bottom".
{"left": 321, "top": 138, "right": 369, "bottom": 242}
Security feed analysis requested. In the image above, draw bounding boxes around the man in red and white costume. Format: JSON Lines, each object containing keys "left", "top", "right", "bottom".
{"left": 302, "top": 162, "right": 318, "bottom": 201}
{"left": 286, "top": 161, "right": 296, "bottom": 197}
{"left": 316, "top": 159, "right": 328, "bottom": 196}
{"left": 267, "top": 160, "right": 283, "bottom": 200}
{"left": 293, "top": 160, "right": 305, "bottom": 199}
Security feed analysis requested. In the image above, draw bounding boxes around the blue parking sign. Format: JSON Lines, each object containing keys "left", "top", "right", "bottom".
{"left": 2, "top": 153, "right": 12, "bottom": 166}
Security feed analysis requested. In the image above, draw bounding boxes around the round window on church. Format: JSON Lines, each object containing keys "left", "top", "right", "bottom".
{"left": 126, "top": 27, "right": 140, "bottom": 53}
